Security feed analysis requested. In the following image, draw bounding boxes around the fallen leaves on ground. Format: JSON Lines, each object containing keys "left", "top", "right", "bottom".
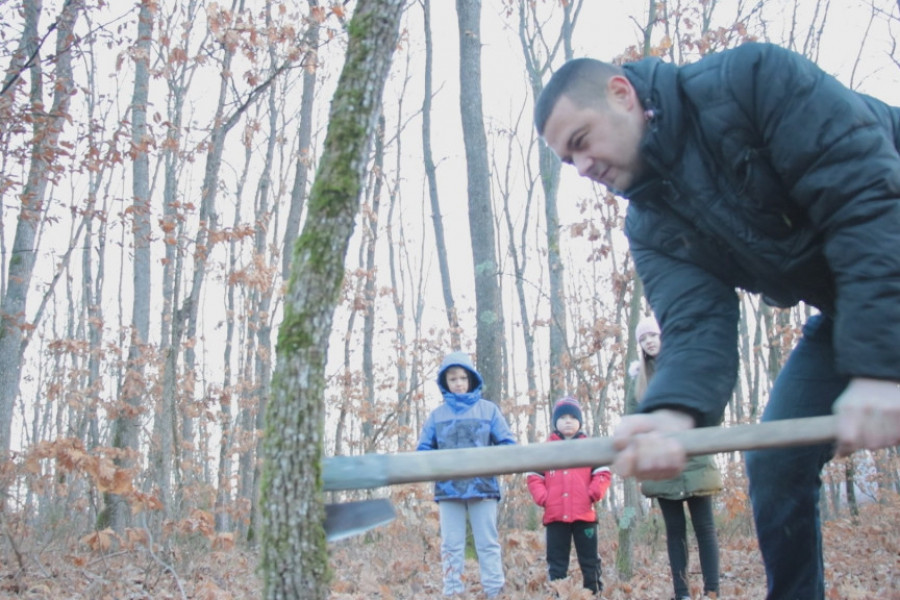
{"left": 1, "top": 499, "right": 898, "bottom": 599}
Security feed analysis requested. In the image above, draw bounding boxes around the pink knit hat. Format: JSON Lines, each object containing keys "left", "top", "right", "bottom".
{"left": 635, "top": 315, "right": 660, "bottom": 340}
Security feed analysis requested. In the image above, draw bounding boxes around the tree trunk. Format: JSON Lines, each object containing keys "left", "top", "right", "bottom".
{"left": 361, "top": 114, "right": 384, "bottom": 447}
{"left": 150, "top": 0, "right": 203, "bottom": 532}
{"left": 500, "top": 169, "right": 539, "bottom": 442}
{"left": 456, "top": 0, "right": 503, "bottom": 401}
{"left": 386, "top": 182, "right": 412, "bottom": 443}
{"left": 247, "top": 27, "right": 283, "bottom": 537}
{"left": 515, "top": 0, "right": 583, "bottom": 440}
{"left": 845, "top": 456, "right": 859, "bottom": 518}
{"left": 421, "top": 0, "right": 460, "bottom": 348}
{"left": 106, "top": 0, "right": 154, "bottom": 531}
{"left": 282, "top": 0, "right": 320, "bottom": 281}
{"left": 517, "top": 0, "right": 583, "bottom": 407}
{"left": 260, "top": 1, "right": 403, "bottom": 597}
{"left": 616, "top": 276, "right": 645, "bottom": 579}
{"left": 0, "top": 0, "right": 82, "bottom": 460}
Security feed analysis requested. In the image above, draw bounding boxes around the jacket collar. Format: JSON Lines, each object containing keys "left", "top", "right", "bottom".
{"left": 623, "top": 58, "right": 689, "bottom": 194}
{"left": 549, "top": 430, "right": 586, "bottom": 441}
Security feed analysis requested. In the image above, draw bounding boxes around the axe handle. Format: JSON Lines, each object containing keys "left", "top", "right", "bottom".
{"left": 323, "top": 415, "right": 838, "bottom": 491}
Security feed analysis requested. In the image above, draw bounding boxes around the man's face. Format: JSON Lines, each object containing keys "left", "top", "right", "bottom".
{"left": 541, "top": 79, "right": 646, "bottom": 193}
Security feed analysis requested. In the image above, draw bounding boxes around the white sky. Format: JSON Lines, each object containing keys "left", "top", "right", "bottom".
{"left": 5, "top": 0, "right": 900, "bottom": 450}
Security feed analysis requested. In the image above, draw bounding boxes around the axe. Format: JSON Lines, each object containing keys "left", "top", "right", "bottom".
{"left": 323, "top": 415, "right": 838, "bottom": 541}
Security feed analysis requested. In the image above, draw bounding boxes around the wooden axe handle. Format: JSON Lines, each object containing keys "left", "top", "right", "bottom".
{"left": 323, "top": 415, "right": 838, "bottom": 491}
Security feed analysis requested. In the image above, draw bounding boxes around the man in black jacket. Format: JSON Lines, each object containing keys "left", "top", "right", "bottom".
{"left": 535, "top": 43, "right": 900, "bottom": 599}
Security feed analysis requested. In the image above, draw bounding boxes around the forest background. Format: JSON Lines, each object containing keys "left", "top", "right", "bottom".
{"left": 1, "top": 0, "right": 899, "bottom": 598}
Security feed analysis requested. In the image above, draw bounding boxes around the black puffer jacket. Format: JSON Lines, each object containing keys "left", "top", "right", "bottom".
{"left": 622, "top": 43, "right": 900, "bottom": 427}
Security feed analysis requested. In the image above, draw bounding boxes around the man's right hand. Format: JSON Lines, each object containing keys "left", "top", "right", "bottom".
{"left": 612, "top": 409, "right": 695, "bottom": 480}
{"left": 834, "top": 377, "right": 900, "bottom": 457}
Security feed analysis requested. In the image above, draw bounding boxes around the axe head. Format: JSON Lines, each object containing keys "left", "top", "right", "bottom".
{"left": 325, "top": 498, "right": 396, "bottom": 542}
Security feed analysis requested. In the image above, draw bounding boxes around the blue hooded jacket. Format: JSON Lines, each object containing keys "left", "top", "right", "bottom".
{"left": 416, "top": 352, "right": 516, "bottom": 501}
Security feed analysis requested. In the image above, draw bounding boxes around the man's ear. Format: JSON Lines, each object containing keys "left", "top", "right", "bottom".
{"left": 607, "top": 75, "right": 638, "bottom": 110}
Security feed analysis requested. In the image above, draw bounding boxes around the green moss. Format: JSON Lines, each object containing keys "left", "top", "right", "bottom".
{"left": 276, "top": 309, "right": 314, "bottom": 355}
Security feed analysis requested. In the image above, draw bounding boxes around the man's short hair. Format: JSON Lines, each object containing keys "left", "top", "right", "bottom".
{"left": 534, "top": 58, "right": 625, "bottom": 136}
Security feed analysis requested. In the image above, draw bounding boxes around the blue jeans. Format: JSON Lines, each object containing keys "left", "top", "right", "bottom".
{"left": 745, "top": 314, "right": 848, "bottom": 600}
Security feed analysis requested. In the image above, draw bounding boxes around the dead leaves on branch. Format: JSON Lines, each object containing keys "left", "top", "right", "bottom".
{"left": 25, "top": 437, "right": 136, "bottom": 496}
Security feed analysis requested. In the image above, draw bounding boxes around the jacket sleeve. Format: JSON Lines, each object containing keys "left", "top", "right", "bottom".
{"left": 416, "top": 413, "right": 437, "bottom": 451}
{"left": 629, "top": 235, "right": 741, "bottom": 427}
{"left": 526, "top": 472, "right": 547, "bottom": 506}
{"left": 731, "top": 43, "right": 900, "bottom": 380}
{"left": 488, "top": 405, "right": 517, "bottom": 446}
{"left": 589, "top": 467, "right": 612, "bottom": 502}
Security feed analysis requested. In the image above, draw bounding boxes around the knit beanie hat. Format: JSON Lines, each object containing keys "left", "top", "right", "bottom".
{"left": 635, "top": 315, "right": 660, "bottom": 340}
{"left": 552, "top": 397, "right": 583, "bottom": 426}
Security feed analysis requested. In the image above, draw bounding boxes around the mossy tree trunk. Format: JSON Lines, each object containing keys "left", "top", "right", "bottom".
{"left": 260, "top": 1, "right": 404, "bottom": 598}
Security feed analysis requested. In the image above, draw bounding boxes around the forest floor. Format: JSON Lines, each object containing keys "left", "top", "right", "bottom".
{"left": 1, "top": 496, "right": 898, "bottom": 599}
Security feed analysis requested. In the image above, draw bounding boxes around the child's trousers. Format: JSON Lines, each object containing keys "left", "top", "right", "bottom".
{"left": 657, "top": 495, "right": 719, "bottom": 598}
{"left": 546, "top": 520, "right": 602, "bottom": 593}
{"left": 438, "top": 498, "right": 504, "bottom": 597}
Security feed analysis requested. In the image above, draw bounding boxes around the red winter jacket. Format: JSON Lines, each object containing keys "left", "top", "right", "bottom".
{"left": 526, "top": 432, "right": 612, "bottom": 525}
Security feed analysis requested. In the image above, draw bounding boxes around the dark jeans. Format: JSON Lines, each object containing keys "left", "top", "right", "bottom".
{"left": 746, "top": 314, "right": 846, "bottom": 600}
{"left": 657, "top": 495, "right": 719, "bottom": 597}
{"left": 546, "top": 520, "right": 602, "bottom": 593}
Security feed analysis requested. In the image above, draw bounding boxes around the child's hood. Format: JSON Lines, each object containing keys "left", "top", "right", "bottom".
{"left": 436, "top": 352, "right": 484, "bottom": 411}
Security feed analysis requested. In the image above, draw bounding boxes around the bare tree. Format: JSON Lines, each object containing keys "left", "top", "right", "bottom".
{"left": 104, "top": 0, "right": 154, "bottom": 532}
{"left": 151, "top": 0, "right": 206, "bottom": 532}
{"left": 421, "top": 0, "right": 461, "bottom": 348}
{"left": 282, "top": 0, "right": 321, "bottom": 281}
{"left": 518, "top": 0, "right": 584, "bottom": 408}
{"left": 456, "top": 0, "right": 503, "bottom": 400}
{"left": 0, "top": 0, "right": 83, "bottom": 459}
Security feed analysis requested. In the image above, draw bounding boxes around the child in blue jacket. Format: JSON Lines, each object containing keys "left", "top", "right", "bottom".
{"left": 416, "top": 351, "right": 516, "bottom": 598}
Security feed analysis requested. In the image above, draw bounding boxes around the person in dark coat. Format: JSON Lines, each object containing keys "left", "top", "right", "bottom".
{"left": 527, "top": 397, "right": 612, "bottom": 595}
{"left": 633, "top": 315, "right": 721, "bottom": 600}
{"left": 534, "top": 42, "right": 900, "bottom": 599}
{"left": 417, "top": 351, "right": 516, "bottom": 597}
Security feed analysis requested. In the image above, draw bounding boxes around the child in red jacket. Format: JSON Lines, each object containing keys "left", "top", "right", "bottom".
{"left": 527, "top": 397, "right": 612, "bottom": 595}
